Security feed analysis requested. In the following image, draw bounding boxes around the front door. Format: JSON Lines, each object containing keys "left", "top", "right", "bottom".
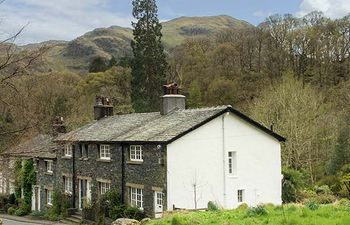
{"left": 79, "top": 179, "right": 91, "bottom": 210}
{"left": 154, "top": 191, "right": 163, "bottom": 218}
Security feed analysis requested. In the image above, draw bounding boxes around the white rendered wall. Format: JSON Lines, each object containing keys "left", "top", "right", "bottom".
{"left": 166, "top": 112, "right": 282, "bottom": 210}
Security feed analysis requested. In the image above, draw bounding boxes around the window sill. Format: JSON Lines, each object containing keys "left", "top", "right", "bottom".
{"left": 47, "top": 203, "right": 53, "bottom": 207}
{"left": 228, "top": 175, "right": 238, "bottom": 179}
{"left": 96, "top": 158, "right": 112, "bottom": 162}
{"left": 62, "top": 156, "right": 72, "bottom": 159}
{"left": 78, "top": 157, "right": 89, "bottom": 161}
{"left": 44, "top": 172, "right": 53, "bottom": 175}
{"left": 126, "top": 160, "right": 143, "bottom": 165}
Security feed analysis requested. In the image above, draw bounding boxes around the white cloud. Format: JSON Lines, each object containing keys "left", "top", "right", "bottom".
{"left": 297, "top": 0, "right": 350, "bottom": 18}
{"left": 0, "top": 0, "right": 133, "bottom": 45}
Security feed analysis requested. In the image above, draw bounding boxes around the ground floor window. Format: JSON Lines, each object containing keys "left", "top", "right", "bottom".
{"left": 0, "top": 173, "right": 5, "bottom": 193}
{"left": 237, "top": 189, "right": 244, "bottom": 203}
{"left": 46, "top": 189, "right": 53, "bottom": 205}
{"left": 64, "top": 176, "right": 73, "bottom": 194}
{"left": 130, "top": 187, "right": 143, "bottom": 209}
{"left": 99, "top": 181, "right": 111, "bottom": 195}
{"left": 9, "top": 181, "right": 15, "bottom": 194}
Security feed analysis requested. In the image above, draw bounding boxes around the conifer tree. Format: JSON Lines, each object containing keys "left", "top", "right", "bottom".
{"left": 131, "top": 0, "right": 168, "bottom": 112}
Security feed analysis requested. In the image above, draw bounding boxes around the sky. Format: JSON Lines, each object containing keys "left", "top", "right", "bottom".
{"left": 0, "top": 0, "right": 349, "bottom": 45}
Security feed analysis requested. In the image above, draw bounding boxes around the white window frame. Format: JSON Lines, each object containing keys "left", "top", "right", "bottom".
{"left": 100, "top": 145, "right": 111, "bottom": 160}
{"left": 238, "top": 189, "right": 244, "bottom": 203}
{"left": 0, "top": 173, "right": 4, "bottom": 193}
{"left": 130, "top": 187, "right": 143, "bottom": 209}
{"left": 130, "top": 145, "right": 143, "bottom": 162}
{"left": 46, "top": 189, "right": 53, "bottom": 205}
{"left": 64, "top": 176, "right": 73, "bottom": 194}
{"left": 46, "top": 160, "right": 53, "bottom": 173}
{"left": 65, "top": 145, "right": 73, "bottom": 157}
{"left": 228, "top": 151, "right": 237, "bottom": 176}
{"left": 99, "top": 182, "right": 111, "bottom": 195}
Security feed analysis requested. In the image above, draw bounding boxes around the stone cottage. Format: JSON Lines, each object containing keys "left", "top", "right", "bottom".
{"left": 55, "top": 83, "right": 285, "bottom": 217}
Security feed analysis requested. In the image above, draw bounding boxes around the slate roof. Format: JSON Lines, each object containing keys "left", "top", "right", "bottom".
{"left": 2, "top": 134, "right": 57, "bottom": 159}
{"left": 56, "top": 106, "right": 285, "bottom": 143}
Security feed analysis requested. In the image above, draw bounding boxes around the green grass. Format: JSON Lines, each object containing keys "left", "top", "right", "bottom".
{"left": 147, "top": 204, "right": 350, "bottom": 225}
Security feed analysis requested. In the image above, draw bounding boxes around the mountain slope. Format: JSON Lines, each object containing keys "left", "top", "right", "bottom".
{"left": 37, "top": 15, "right": 253, "bottom": 73}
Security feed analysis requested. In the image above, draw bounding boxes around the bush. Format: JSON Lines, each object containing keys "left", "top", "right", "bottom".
{"left": 237, "top": 203, "right": 248, "bottom": 210}
{"left": 123, "top": 206, "right": 147, "bottom": 221}
{"left": 336, "top": 198, "right": 350, "bottom": 207}
{"left": 282, "top": 167, "right": 305, "bottom": 203}
{"left": 305, "top": 201, "right": 319, "bottom": 210}
{"left": 45, "top": 190, "right": 69, "bottom": 220}
{"left": 0, "top": 194, "right": 9, "bottom": 212}
{"left": 8, "top": 194, "right": 16, "bottom": 205}
{"left": 207, "top": 201, "right": 219, "bottom": 211}
{"left": 246, "top": 205, "right": 268, "bottom": 217}
{"left": 14, "top": 208, "right": 27, "bottom": 216}
{"left": 30, "top": 210, "right": 46, "bottom": 218}
{"left": 315, "top": 185, "right": 332, "bottom": 195}
{"left": 7, "top": 207, "right": 16, "bottom": 215}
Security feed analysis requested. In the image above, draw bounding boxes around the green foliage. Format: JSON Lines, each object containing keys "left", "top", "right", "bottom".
{"left": 96, "top": 188, "right": 146, "bottom": 221}
{"left": 282, "top": 167, "right": 305, "bottom": 203}
{"left": 207, "top": 78, "right": 237, "bottom": 106}
{"left": 14, "top": 207, "right": 27, "bottom": 216}
{"left": 207, "top": 201, "right": 219, "bottom": 211}
{"left": 171, "top": 215, "right": 187, "bottom": 225}
{"left": 187, "top": 81, "right": 203, "bottom": 108}
{"left": 46, "top": 190, "right": 68, "bottom": 220}
{"left": 236, "top": 203, "right": 249, "bottom": 210}
{"left": 246, "top": 205, "right": 268, "bottom": 217}
{"left": 14, "top": 160, "right": 22, "bottom": 200}
{"left": 131, "top": 0, "right": 168, "bottom": 112}
{"left": 20, "top": 160, "right": 36, "bottom": 215}
{"left": 305, "top": 201, "right": 319, "bottom": 211}
{"left": 30, "top": 210, "right": 46, "bottom": 218}
{"left": 7, "top": 207, "right": 16, "bottom": 215}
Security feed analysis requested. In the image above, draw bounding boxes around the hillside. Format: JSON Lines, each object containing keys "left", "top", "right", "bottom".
{"left": 32, "top": 15, "right": 252, "bottom": 73}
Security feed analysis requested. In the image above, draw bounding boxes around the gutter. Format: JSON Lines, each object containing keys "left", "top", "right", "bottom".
{"left": 222, "top": 112, "right": 227, "bottom": 208}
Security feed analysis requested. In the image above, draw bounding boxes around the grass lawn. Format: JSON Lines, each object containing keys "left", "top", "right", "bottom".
{"left": 147, "top": 204, "right": 350, "bottom": 225}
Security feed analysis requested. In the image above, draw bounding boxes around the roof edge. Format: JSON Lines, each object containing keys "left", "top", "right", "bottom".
{"left": 166, "top": 106, "right": 286, "bottom": 144}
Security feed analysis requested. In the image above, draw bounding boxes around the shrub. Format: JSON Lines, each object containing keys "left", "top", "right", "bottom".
{"left": 123, "top": 206, "right": 147, "bottom": 221}
{"left": 305, "top": 201, "right": 319, "bottom": 210}
{"left": 237, "top": 203, "right": 249, "bottom": 210}
{"left": 314, "top": 193, "right": 336, "bottom": 204}
{"left": 30, "top": 210, "right": 46, "bottom": 218}
{"left": 14, "top": 208, "right": 27, "bottom": 216}
{"left": 282, "top": 167, "right": 305, "bottom": 203}
{"left": 7, "top": 207, "right": 16, "bottom": 215}
{"left": 0, "top": 194, "right": 9, "bottom": 212}
{"left": 246, "top": 205, "right": 268, "bottom": 217}
{"left": 45, "top": 190, "right": 68, "bottom": 220}
{"left": 315, "top": 185, "right": 332, "bottom": 195}
{"left": 336, "top": 198, "right": 350, "bottom": 207}
{"left": 8, "top": 194, "right": 16, "bottom": 205}
{"left": 207, "top": 201, "right": 219, "bottom": 211}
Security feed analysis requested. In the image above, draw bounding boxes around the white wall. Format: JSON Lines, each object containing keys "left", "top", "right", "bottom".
{"left": 167, "top": 112, "right": 282, "bottom": 210}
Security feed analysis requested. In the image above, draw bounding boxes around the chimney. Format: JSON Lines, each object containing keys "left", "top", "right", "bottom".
{"left": 160, "top": 83, "right": 186, "bottom": 115}
{"left": 94, "top": 96, "right": 114, "bottom": 120}
{"left": 52, "top": 116, "right": 66, "bottom": 136}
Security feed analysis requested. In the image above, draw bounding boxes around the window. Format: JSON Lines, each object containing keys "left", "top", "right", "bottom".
{"left": 79, "top": 144, "right": 89, "bottom": 158}
{"left": 64, "top": 176, "right": 73, "bottom": 194}
{"left": 100, "top": 145, "right": 111, "bottom": 160}
{"left": 65, "top": 145, "right": 73, "bottom": 157}
{"left": 156, "top": 192, "right": 163, "bottom": 205}
{"left": 130, "top": 145, "right": 143, "bottom": 161}
{"left": 130, "top": 187, "right": 143, "bottom": 209}
{"left": 9, "top": 160, "right": 15, "bottom": 169}
{"left": 46, "top": 160, "right": 53, "bottom": 173}
{"left": 46, "top": 189, "right": 53, "bottom": 205}
{"left": 228, "top": 151, "right": 237, "bottom": 175}
{"left": 9, "top": 182, "right": 15, "bottom": 194}
{"left": 237, "top": 189, "right": 244, "bottom": 203}
{"left": 99, "top": 182, "right": 110, "bottom": 195}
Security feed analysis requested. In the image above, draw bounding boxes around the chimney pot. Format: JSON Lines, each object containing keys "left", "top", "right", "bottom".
{"left": 160, "top": 83, "right": 186, "bottom": 115}
{"left": 52, "top": 116, "right": 66, "bottom": 136}
{"left": 94, "top": 96, "right": 114, "bottom": 120}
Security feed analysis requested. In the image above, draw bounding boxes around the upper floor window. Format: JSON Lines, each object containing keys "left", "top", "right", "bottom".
{"left": 45, "top": 160, "right": 53, "bottom": 173}
{"left": 100, "top": 145, "right": 111, "bottom": 160}
{"left": 64, "top": 176, "right": 73, "bottom": 194}
{"left": 99, "top": 181, "right": 111, "bottom": 195}
{"left": 130, "top": 145, "right": 143, "bottom": 161}
{"left": 228, "top": 151, "right": 237, "bottom": 176}
{"left": 237, "top": 189, "right": 244, "bottom": 203}
{"left": 79, "top": 144, "right": 89, "bottom": 158}
{"left": 65, "top": 145, "right": 73, "bottom": 157}
{"left": 130, "top": 187, "right": 143, "bottom": 209}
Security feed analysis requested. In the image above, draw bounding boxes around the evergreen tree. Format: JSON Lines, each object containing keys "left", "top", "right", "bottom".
{"left": 89, "top": 57, "right": 108, "bottom": 73}
{"left": 131, "top": 0, "right": 168, "bottom": 112}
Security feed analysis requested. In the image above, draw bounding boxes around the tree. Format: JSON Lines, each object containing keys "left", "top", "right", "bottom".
{"left": 131, "top": 0, "right": 168, "bottom": 112}
{"left": 89, "top": 57, "right": 108, "bottom": 73}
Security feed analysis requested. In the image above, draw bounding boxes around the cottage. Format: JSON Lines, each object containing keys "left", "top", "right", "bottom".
{"left": 54, "top": 83, "right": 285, "bottom": 217}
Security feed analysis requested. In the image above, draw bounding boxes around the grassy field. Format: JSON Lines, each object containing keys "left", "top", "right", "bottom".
{"left": 147, "top": 204, "right": 350, "bottom": 225}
